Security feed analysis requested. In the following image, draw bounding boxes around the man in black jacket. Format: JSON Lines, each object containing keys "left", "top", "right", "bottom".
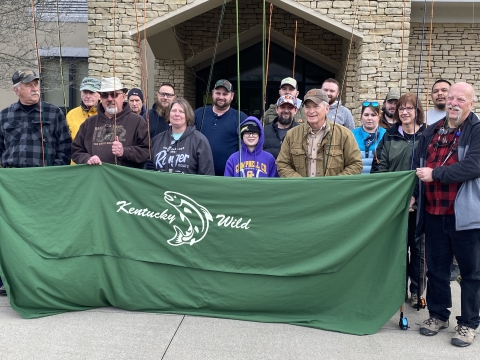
{"left": 148, "top": 83, "right": 176, "bottom": 139}
{"left": 263, "top": 95, "right": 299, "bottom": 159}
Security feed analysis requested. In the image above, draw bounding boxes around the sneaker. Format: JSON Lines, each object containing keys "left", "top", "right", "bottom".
{"left": 410, "top": 293, "right": 419, "bottom": 308}
{"left": 420, "top": 317, "right": 449, "bottom": 336}
{"left": 0, "top": 285, "right": 6, "bottom": 296}
{"left": 451, "top": 325, "right": 476, "bottom": 347}
{"left": 450, "top": 264, "right": 460, "bottom": 281}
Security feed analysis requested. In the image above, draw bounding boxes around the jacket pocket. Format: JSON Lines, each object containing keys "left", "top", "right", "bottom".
{"left": 4, "top": 123, "right": 22, "bottom": 143}
{"left": 290, "top": 147, "right": 306, "bottom": 171}
{"left": 324, "top": 144, "right": 344, "bottom": 171}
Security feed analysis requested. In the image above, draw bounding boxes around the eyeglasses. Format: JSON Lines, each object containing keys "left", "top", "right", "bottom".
{"left": 243, "top": 132, "right": 259, "bottom": 137}
{"left": 158, "top": 92, "right": 175, "bottom": 98}
{"left": 362, "top": 101, "right": 379, "bottom": 108}
{"left": 100, "top": 92, "right": 124, "bottom": 99}
{"left": 399, "top": 106, "right": 415, "bottom": 112}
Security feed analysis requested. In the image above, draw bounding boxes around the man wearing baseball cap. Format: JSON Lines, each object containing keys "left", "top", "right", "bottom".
{"left": 71, "top": 77, "right": 149, "bottom": 168}
{"left": 263, "top": 77, "right": 305, "bottom": 125}
{"left": 0, "top": 69, "right": 71, "bottom": 296}
{"left": 276, "top": 88, "right": 362, "bottom": 177}
{"left": 263, "top": 94, "right": 300, "bottom": 159}
{"left": 66, "top": 77, "right": 101, "bottom": 141}
{"left": 194, "top": 79, "right": 247, "bottom": 176}
{"left": 380, "top": 89, "right": 400, "bottom": 129}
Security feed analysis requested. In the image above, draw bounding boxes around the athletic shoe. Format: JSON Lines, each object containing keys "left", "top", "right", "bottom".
{"left": 0, "top": 285, "right": 6, "bottom": 296}
{"left": 420, "top": 317, "right": 449, "bottom": 336}
{"left": 451, "top": 325, "right": 476, "bottom": 347}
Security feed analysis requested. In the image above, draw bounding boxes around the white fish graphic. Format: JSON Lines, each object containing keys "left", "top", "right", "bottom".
{"left": 164, "top": 191, "right": 213, "bottom": 246}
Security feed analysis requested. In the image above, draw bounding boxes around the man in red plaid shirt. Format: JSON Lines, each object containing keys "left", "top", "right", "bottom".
{"left": 411, "top": 82, "right": 480, "bottom": 347}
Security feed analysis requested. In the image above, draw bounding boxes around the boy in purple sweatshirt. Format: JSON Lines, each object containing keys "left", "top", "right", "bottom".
{"left": 224, "top": 116, "right": 278, "bottom": 177}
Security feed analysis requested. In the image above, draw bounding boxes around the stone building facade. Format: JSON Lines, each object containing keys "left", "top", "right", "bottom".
{"left": 87, "top": 0, "right": 479, "bottom": 120}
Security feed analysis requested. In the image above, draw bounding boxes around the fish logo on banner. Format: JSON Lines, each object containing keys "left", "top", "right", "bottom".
{"left": 163, "top": 191, "right": 213, "bottom": 246}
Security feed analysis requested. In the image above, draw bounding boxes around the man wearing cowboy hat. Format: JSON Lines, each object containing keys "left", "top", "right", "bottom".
{"left": 71, "top": 77, "right": 149, "bottom": 168}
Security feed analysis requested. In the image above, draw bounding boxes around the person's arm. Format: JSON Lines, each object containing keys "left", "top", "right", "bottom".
{"left": 370, "top": 136, "right": 385, "bottom": 173}
{"left": 71, "top": 121, "right": 92, "bottom": 164}
{"left": 276, "top": 132, "right": 303, "bottom": 178}
{"left": 120, "top": 119, "right": 150, "bottom": 164}
{"left": 344, "top": 109, "right": 355, "bottom": 130}
{"left": 197, "top": 135, "right": 215, "bottom": 175}
{"left": 267, "top": 154, "right": 279, "bottom": 177}
{"left": 224, "top": 153, "right": 236, "bottom": 177}
{"left": 377, "top": 137, "right": 391, "bottom": 173}
{"left": 53, "top": 110, "right": 72, "bottom": 166}
{"left": 337, "top": 131, "right": 363, "bottom": 175}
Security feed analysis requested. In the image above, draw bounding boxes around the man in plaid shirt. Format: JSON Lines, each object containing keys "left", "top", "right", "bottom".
{"left": 0, "top": 69, "right": 71, "bottom": 168}
{"left": 411, "top": 82, "right": 480, "bottom": 347}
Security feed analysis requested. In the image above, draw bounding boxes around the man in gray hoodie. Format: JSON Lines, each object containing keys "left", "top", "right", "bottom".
{"left": 321, "top": 78, "right": 355, "bottom": 130}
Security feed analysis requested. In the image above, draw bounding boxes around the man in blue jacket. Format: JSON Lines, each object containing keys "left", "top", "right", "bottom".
{"left": 412, "top": 82, "right": 480, "bottom": 347}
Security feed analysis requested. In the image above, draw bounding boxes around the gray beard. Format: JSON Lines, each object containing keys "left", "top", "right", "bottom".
{"left": 106, "top": 106, "right": 118, "bottom": 115}
{"left": 448, "top": 110, "right": 463, "bottom": 124}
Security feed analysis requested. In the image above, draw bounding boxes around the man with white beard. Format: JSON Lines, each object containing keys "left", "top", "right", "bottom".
{"left": 412, "top": 82, "right": 480, "bottom": 347}
{"left": 72, "top": 77, "right": 149, "bottom": 168}
{"left": 263, "top": 94, "right": 299, "bottom": 159}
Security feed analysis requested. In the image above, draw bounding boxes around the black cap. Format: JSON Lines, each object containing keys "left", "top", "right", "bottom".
{"left": 240, "top": 121, "right": 260, "bottom": 135}
{"left": 127, "top": 88, "right": 144, "bottom": 102}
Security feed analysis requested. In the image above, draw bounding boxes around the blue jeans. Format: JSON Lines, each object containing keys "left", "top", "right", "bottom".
{"left": 425, "top": 213, "right": 480, "bottom": 328}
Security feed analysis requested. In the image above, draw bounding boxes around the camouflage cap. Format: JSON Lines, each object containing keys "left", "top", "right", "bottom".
{"left": 385, "top": 89, "right": 400, "bottom": 101}
{"left": 303, "top": 89, "right": 329, "bottom": 105}
{"left": 214, "top": 79, "right": 233, "bottom": 92}
{"left": 12, "top": 69, "right": 39, "bottom": 85}
{"left": 80, "top": 77, "right": 101, "bottom": 92}
{"left": 276, "top": 94, "right": 297, "bottom": 108}
{"left": 280, "top": 77, "right": 297, "bottom": 89}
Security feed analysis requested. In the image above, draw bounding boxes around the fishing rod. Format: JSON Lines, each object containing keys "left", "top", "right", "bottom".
{"left": 262, "top": 3, "right": 273, "bottom": 127}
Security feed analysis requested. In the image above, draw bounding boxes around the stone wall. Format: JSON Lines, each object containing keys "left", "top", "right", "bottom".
{"left": 408, "top": 22, "right": 480, "bottom": 113}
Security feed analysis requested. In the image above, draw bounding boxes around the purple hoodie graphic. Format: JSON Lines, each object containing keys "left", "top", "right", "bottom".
{"left": 224, "top": 116, "right": 278, "bottom": 177}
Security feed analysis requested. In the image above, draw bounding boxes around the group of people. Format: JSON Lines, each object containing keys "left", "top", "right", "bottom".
{"left": 1, "top": 69, "right": 479, "bottom": 348}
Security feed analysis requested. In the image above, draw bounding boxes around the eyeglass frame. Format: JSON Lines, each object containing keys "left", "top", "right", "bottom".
{"left": 158, "top": 92, "right": 175, "bottom": 98}
{"left": 242, "top": 132, "right": 259, "bottom": 137}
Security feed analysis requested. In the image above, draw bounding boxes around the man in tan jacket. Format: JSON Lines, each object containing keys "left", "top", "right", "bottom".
{"left": 276, "top": 89, "right": 362, "bottom": 177}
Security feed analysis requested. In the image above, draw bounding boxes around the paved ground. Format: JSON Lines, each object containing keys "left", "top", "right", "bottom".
{"left": 0, "top": 281, "right": 477, "bottom": 359}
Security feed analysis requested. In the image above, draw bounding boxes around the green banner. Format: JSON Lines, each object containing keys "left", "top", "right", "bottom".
{"left": 0, "top": 165, "right": 415, "bottom": 335}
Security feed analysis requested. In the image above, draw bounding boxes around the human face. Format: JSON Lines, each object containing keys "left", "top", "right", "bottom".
{"left": 431, "top": 81, "right": 450, "bottom": 110}
{"left": 397, "top": 102, "right": 416, "bottom": 126}
{"left": 100, "top": 91, "right": 125, "bottom": 116}
{"left": 361, "top": 107, "right": 380, "bottom": 132}
{"left": 446, "top": 82, "right": 475, "bottom": 125}
{"left": 128, "top": 95, "right": 143, "bottom": 114}
{"left": 382, "top": 99, "right": 397, "bottom": 118}
{"left": 279, "top": 84, "right": 299, "bottom": 98}
{"left": 14, "top": 80, "right": 40, "bottom": 105}
{"left": 157, "top": 85, "right": 176, "bottom": 109}
{"left": 321, "top": 82, "right": 339, "bottom": 105}
{"left": 212, "top": 87, "right": 234, "bottom": 111}
{"left": 81, "top": 90, "right": 100, "bottom": 109}
{"left": 276, "top": 103, "right": 297, "bottom": 125}
{"left": 304, "top": 100, "right": 329, "bottom": 130}
{"left": 242, "top": 131, "right": 259, "bottom": 149}
{"left": 169, "top": 103, "right": 187, "bottom": 132}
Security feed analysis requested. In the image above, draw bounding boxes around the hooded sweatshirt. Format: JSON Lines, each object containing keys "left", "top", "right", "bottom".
{"left": 150, "top": 125, "right": 214, "bottom": 175}
{"left": 224, "top": 116, "right": 278, "bottom": 177}
{"left": 327, "top": 99, "right": 355, "bottom": 130}
{"left": 72, "top": 102, "right": 149, "bottom": 168}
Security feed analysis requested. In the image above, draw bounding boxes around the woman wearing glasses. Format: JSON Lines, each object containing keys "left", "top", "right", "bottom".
{"left": 372, "top": 93, "right": 426, "bottom": 309}
{"left": 352, "top": 101, "right": 386, "bottom": 174}
{"left": 145, "top": 98, "right": 214, "bottom": 175}
{"left": 224, "top": 117, "right": 278, "bottom": 177}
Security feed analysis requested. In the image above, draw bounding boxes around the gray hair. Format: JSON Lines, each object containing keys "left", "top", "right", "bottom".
{"left": 13, "top": 82, "right": 21, "bottom": 90}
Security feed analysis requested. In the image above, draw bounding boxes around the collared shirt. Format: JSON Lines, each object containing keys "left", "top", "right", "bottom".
{"left": 307, "top": 123, "right": 326, "bottom": 177}
{"left": 0, "top": 101, "right": 71, "bottom": 167}
{"left": 425, "top": 122, "right": 462, "bottom": 215}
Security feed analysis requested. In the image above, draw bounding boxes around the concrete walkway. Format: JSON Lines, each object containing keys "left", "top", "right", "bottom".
{"left": 0, "top": 281, "right": 476, "bottom": 359}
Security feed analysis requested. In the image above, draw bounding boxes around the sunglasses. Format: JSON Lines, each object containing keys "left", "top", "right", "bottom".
{"left": 362, "top": 101, "right": 379, "bottom": 108}
{"left": 100, "top": 92, "right": 124, "bottom": 99}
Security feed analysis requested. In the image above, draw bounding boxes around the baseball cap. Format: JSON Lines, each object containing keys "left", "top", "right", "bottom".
{"left": 12, "top": 70, "right": 39, "bottom": 85}
{"left": 280, "top": 77, "right": 297, "bottom": 89}
{"left": 240, "top": 120, "right": 261, "bottom": 135}
{"left": 79, "top": 77, "right": 101, "bottom": 92}
{"left": 276, "top": 94, "right": 297, "bottom": 108}
{"left": 214, "top": 79, "right": 233, "bottom": 92}
{"left": 303, "top": 89, "right": 329, "bottom": 104}
{"left": 385, "top": 89, "right": 400, "bottom": 101}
